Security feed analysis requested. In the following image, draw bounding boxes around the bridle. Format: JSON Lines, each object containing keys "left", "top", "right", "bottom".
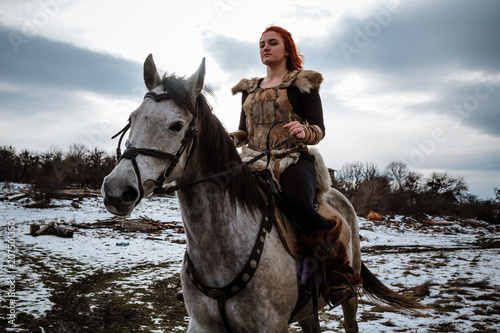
{"left": 112, "top": 91, "right": 198, "bottom": 206}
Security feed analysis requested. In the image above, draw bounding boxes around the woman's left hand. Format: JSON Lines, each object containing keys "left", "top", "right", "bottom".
{"left": 283, "top": 121, "right": 305, "bottom": 140}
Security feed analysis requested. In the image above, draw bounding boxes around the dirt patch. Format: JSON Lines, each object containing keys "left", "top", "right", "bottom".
{"left": 3, "top": 268, "right": 187, "bottom": 333}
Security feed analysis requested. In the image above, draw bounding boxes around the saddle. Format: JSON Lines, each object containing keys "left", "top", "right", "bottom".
{"left": 253, "top": 170, "right": 351, "bottom": 259}
{"left": 253, "top": 170, "right": 362, "bottom": 320}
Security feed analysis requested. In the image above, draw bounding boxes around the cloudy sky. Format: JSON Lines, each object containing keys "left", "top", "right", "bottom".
{"left": 1, "top": 0, "right": 499, "bottom": 199}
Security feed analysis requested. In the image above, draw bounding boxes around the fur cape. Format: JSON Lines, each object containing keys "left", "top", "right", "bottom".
{"left": 231, "top": 70, "right": 323, "bottom": 95}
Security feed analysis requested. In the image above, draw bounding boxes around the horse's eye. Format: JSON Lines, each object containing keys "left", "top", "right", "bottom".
{"left": 169, "top": 121, "right": 184, "bottom": 132}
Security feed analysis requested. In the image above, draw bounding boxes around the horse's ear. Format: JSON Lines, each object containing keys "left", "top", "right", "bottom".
{"left": 187, "top": 58, "right": 205, "bottom": 96}
{"left": 144, "top": 54, "right": 162, "bottom": 91}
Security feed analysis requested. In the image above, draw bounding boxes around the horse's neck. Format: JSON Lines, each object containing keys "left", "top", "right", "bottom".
{"left": 176, "top": 180, "right": 261, "bottom": 286}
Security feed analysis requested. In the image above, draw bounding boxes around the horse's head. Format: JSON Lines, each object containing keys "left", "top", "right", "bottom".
{"left": 101, "top": 54, "right": 205, "bottom": 216}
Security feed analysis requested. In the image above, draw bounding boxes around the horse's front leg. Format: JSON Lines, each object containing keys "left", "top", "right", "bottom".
{"left": 185, "top": 307, "right": 227, "bottom": 333}
{"left": 341, "top": 295, "right": 359, "bottom": 333}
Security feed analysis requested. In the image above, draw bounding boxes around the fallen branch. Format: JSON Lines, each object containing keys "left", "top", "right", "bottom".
{"left": 30, "top": 221, "right": 76, "bottom": 238}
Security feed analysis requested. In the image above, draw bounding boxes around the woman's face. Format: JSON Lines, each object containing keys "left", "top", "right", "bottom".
{"left": 259, "top": 31, "right": 289, "bottom": 68}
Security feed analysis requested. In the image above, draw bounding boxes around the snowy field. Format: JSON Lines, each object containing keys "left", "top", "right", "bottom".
{"left": 1, "top": 182, "right": 499, "bottom": 332}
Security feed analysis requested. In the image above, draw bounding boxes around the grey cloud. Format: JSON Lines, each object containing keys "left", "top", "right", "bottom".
{"left": 0, "top": 89, "right": 45, "bottom": 117}
{"left": 302, "top": 0, "right": 500, "bottom": 137}
{"left": 427, "top": 148, "right": 500, "bottom": 172}
{"left": 304, "top": 0, "right": 500, "bottom": 72}
{"left": 0, "top": 86, "right": 95, "bottom": 119}
{"left": 0, "top": 25, "right": 146, "bottom": 151}
{"left": 202, "top": 33, "right": 261, "bottom": 75}
{"left": 403, "top": 79, "right": 500, "bottom": 137}
{"left": 0, "top": 25, "right": 144, "bottom": 95}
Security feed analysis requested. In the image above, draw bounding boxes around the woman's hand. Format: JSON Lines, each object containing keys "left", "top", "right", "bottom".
{"left": 283, "top": 121, "right": 305, "bottom": 140}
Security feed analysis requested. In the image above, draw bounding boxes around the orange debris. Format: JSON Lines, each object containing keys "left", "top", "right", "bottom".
{"left": 367, "top": 211, "right": 383, "bottom": 221}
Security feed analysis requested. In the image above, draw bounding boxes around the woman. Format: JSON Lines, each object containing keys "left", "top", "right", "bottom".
{"left": 230, "top": 25, "right": 330, "bottom": 237}
{"left": 230, "top": 26, "right": 361, "bottom": 309}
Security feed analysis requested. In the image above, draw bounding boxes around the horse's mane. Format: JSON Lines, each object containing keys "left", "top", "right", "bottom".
{"left": 162, "top": 74, "right": 264, "bottom": 212}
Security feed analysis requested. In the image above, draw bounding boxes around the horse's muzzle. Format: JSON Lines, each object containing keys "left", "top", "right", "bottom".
{"left": 101, "top": 176, "right": 139, "bottom": 216}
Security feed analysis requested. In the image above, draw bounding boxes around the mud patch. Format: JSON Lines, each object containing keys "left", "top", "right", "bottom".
{"left": 3, "top": 268, "right": 187, "bottom": 333}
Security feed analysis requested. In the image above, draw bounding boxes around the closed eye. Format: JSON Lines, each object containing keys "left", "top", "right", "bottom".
{"left": 169, "top": 121, "right": 184, "bottom": 132}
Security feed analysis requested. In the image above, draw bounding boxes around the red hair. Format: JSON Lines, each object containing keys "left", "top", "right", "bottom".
{"left": 261, "top": 26, "right": 304, "bottom": 71}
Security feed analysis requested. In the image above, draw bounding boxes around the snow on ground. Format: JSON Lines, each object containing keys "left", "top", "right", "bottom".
{"left": 1, "top": 182, "right": 499, "bottom": 332}
{"left": 0, "top": 183, "right": 186, "bottom": 332}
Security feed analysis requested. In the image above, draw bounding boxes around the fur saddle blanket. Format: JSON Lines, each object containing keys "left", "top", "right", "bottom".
{"left": 240, "top": 146, "right": 332, "bottom": 204}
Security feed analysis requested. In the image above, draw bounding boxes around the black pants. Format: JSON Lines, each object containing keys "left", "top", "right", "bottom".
{"left": 279, "top": 152, "right": 330, "bottom": 236}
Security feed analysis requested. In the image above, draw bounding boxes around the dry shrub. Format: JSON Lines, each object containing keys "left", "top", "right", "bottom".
{"left": 29, "top": 172, "right": 62, "bottom": 207}
{"left": 411, "top": 279, "right": 433, "bottom": 298}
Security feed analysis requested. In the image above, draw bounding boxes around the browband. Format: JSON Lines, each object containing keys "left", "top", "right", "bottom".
{"left": 144, "top": 91, "right": 171, "bottom": 101}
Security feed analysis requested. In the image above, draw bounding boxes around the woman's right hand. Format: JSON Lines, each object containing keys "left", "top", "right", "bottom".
{"left": 283, "top": 121, "right": 305, "bottom": 140}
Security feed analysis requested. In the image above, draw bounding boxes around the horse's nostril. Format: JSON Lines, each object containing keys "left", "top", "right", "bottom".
{"left": 122, "top": 186, "right": 139, "bottom": 204}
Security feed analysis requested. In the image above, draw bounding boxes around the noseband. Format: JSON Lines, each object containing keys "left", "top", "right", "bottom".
{"left": 112, "top": 91, "right": 198, "bottom": 205}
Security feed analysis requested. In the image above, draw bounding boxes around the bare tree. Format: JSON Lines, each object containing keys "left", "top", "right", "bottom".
{"left": 362, "top": 162, "right": 381, "bottom": 181}
{"left": 385, "top": 161, "right": 408, "bottom": 191}
{"left": 0, "top": 145, "right": 18, "bottom": 181}
{"left": 18, "top": 149, "right": 40, "bottom": 182}
{"left": 426, "top": 172, "right": 468, "bottom": 197}
{"left": 65, "top": 144, "right": 89, "bottom": 187}
{"left": 404, "top": 171, "right": 423, "bottom": 194}
{"left": 336, "top": 161, "right": 364, "bottom": 195}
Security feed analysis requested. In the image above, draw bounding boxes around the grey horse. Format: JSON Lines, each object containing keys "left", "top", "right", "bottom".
{"left": 101, "top": 55, "right": 424, "bottom": 332}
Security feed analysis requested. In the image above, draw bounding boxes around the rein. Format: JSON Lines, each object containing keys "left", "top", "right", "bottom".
{"left": 162, "top": 134, "right": 293, "bottom": 194}
{"left": 162, "top": 119, "right": 293, "bottom": 194}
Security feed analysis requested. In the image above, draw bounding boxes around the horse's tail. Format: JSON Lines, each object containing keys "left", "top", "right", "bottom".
{"left": 361, "top": 262, "right": 428, "bottom": 312}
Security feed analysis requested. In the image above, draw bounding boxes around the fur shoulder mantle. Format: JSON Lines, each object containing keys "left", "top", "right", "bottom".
{"left": 231, "top": 70, "right": 323, "bottom": 95}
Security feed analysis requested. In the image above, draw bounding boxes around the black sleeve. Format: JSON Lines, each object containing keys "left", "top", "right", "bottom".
{"left": 238, "top": 92, "right": 249, "bottom": 132}
{"left": 287, "top": 86, "right": 326, "bottom": 137}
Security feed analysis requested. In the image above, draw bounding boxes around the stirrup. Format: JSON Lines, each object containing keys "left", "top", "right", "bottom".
{"left": 327, "top": 287, "right": 358, "bottom": 310}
